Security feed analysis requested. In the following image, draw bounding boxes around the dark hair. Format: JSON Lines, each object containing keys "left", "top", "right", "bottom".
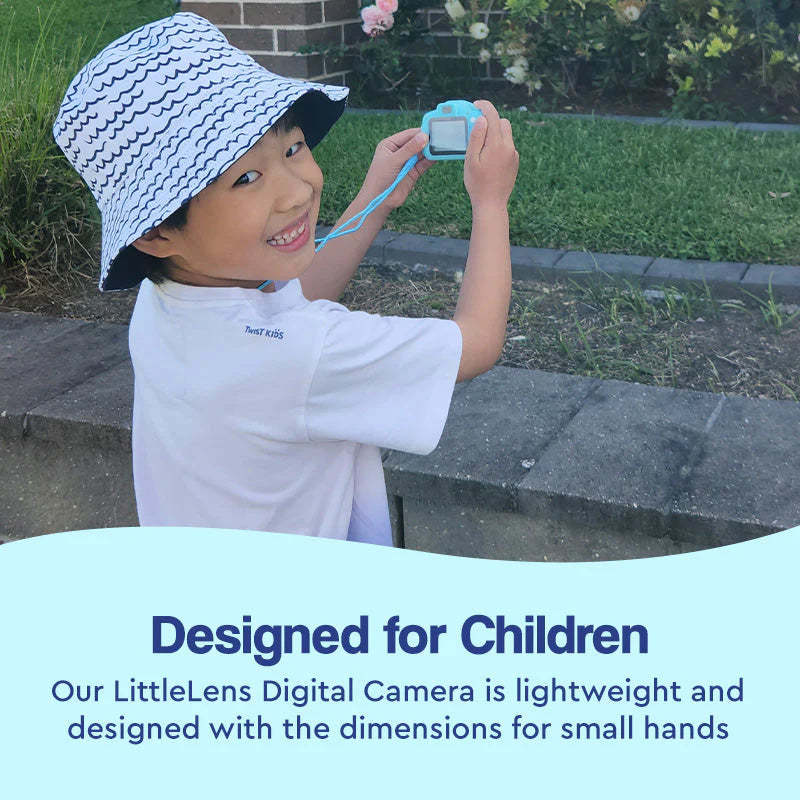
{"left": 142, "top": 103, "right": 305, "bottom": 284}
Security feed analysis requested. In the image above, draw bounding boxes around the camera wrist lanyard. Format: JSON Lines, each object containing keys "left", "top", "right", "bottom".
{"left": 256, "top": 154, "right": 420, "bottom": 291}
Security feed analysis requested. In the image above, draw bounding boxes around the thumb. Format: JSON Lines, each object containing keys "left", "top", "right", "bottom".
{"left": 401, "top": 130, "right": 428, "bottom": 159}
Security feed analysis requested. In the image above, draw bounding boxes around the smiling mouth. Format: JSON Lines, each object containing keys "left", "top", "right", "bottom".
{"left": 267, "top": 211, "right": 310, "bottom": 246}
{"left": 267, "top": 221, "right": 306, "bottom": 246}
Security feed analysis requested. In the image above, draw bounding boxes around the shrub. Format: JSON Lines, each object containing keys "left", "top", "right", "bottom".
{"left": 0, "top": 15, "right": 99, "bottom": 290}
{"left": 444, "top": 1, "right": 800, "bottom": 113}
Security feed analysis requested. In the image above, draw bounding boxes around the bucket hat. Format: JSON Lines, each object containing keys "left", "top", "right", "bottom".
{"left": 53, "top": 12, "right": 349, "bottom": 291}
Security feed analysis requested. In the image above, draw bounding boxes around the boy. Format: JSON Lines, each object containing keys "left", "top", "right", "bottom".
{"left": 54, "top": 12, "right": 519, "bottom": 545}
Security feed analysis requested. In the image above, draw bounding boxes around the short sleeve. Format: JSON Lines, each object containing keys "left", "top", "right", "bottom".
{"left": 305, "top": 310, "right": 462, "bottom": 454}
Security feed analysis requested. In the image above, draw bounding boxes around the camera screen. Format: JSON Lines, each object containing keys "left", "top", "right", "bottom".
{"left": 429, "top": 117, "right": 468, "bottom": 155}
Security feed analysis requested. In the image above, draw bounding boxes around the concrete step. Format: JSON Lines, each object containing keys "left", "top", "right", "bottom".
{"left": 2, "top": 309, "right": 798, "bottom": 557}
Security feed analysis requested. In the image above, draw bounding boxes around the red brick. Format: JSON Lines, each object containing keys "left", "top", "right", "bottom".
{"left": 243, "top": 2, "right": 322, "bottom": 26}
{"left": 318, "top": 72, "right": 348, "bottom": 85}
{"left": 342, "top": 21, "right": 363, "bottom": 46}
{"left": 253, "top": 53, "right": 324, "bottom": 79}
{"left": 277, "top": 25, "right": 343, "bottom": 51}
{"left": 324, "top": 0, "right": 360, "bottom": 23}
{"left": 182, "top": 2, "right": 241, "bottom": 26}
{"left": 224, "top": 27, "right": 275, "bottom": 51}
{"left": 324, "top": 51, "right": 356, "bottom": 73}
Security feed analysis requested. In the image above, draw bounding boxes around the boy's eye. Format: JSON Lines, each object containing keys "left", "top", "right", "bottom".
{"left": 233, "top": 170, "right": 261, "bottom": 187}
{"left": 286, "top": 141, "right": 303, "bottom": 157}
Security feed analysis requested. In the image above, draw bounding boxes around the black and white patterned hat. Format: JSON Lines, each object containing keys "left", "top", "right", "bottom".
{"left": 53, "top": 12, "right": 348, "bottom": 291}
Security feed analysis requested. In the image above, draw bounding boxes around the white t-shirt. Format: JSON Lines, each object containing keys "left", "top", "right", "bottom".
{"left": 128, "top": 278, "right": 462, "bottom": 545}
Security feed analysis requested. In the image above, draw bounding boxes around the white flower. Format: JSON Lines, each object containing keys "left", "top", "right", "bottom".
{"left": 504, "top": 59, "right": 528, "bottom": 84}
{"left": 493, "top": 42, "right": 506, "bottom": 56}
{"left": 623, "top": 6, "right": 640, "bottom": 21}
{"left": 506, "top": 43, "right": 525, "bottom": 57}
{"left": 469, "top": 22, "right": 489, "bottom": 40}
{"left": 478, "top": 48, "right": 491, "bottom": 63}
{"left": 444, "top": 0, "right": 467, "bottom": 20}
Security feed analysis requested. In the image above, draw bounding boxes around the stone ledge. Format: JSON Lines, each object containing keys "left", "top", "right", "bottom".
{"left": 384, "top": 368, "right": 800, "bottom": 558}
{"left": 0, "top": 317, "right": 130, "bottom": 439}
{"left": 2, "top": 311, "right": 798, "bottom": 556}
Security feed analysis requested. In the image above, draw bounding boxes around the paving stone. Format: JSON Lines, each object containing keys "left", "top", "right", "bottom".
{"left": 319, "top": 225, "right": 400, "bottom": 264}
{"left": 665, "top": 395, "right": 800, "bottom": 538}
{"left": 0, "top": 312, "right": 86, "bottom": 362}
{"left": 518, "top": 379, "right": 721, "bottom": 534}
{"left": 385, "top": 232, "right": 470, "bottom": 272}
{"left": 544, "top": 113, "right": 598, "bottom": 122}
{"left": 644, "top": 257, "right": 747, "bottom": 290}
{"left": 510, "top": 245, "right": 565, "bottom": 280}
{"left": 0, "top": 321, "right": 129, "bottom": 438}
{"left": 554, "top": 250, "right": 653, "bottom": 277}
{"left": 735, "top": 122, "right": 800, "bottom": 134}
{"left": 664, "top": 119, "right": 735, "bottom": 129}
{"left": 364, "top": 229, "right": 405, "bottom": 264}
{"left": 26, "top": 360, "right": 134, "bottom": 451}
{"left": 384, "top": 367, "right": 597, "bottom": 511}
{"left": 604, "top": 115, "right": 666, "bottom": 125}
{"left": 740, "top": 264, "right": 800, "bottom": 302}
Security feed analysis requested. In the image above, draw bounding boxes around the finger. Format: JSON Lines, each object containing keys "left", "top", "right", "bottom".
{"left": 472, "top": 99, "right": 501, "bottom": 123}
{"left": 472, "top": 99, "right": 502, "bottom": 148}
{"left": 382, "top": 127, "right": 425, "bottom": 152}
{"left": 465, "top": 114, "right": 488, "bottom": 162}
{"left": 499, "top": 117, "right": 514, "bottom": 148}
{"left": 472, "top": 99, "right": 501, "bottom": 133}
{"left": 411, "top": 158, "right": 433, "bottom": 179}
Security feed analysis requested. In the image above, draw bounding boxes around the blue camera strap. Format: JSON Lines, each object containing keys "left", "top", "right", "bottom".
{"left": 256, "top": 154, "right": 420, "bottom": 291}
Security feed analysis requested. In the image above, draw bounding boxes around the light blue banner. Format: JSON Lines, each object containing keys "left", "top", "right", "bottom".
{"left": 0, "top": 526, "right": 797, "bottom": 798}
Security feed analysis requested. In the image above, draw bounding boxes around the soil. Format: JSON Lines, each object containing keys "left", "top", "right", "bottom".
{"left": 3, "top": 264, "right": 799, "bottom": 402}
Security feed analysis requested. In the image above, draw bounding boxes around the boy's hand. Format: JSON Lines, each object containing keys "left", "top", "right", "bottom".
{"left": 464, "top": 100, "right": 519, "bottom": 211}
{"left": 360, "top": 128, "right": 433, "bottom": 212}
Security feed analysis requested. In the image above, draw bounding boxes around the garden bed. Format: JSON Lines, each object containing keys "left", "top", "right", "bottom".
{"left": 3, "top": 264, "right": 798, "bottom": 402}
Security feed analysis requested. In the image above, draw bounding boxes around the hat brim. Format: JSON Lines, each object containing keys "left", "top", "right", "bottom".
{"left": 102, "top": 87, "right": 347, "bottom": 292}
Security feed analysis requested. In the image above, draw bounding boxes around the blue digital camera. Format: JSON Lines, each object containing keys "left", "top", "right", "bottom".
{"left": 421, "top": 100, "right": 483, "bottom": 161}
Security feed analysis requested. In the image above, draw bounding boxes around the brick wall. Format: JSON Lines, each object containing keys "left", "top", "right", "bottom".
{"left": 181, "top": 2, "right": 505, "bottom": 85}
{"left": 181, "top": 0, "right": 362, "bottom": 82}
{"left": 416, "top": 7, "right": 507, "bottom": 81}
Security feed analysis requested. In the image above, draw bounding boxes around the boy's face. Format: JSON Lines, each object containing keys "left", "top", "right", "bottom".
{"left": 146, "top": 125, "right": 322, "bottom": 288}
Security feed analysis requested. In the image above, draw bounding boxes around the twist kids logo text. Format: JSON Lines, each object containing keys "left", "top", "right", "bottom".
{"left": 244, "top": 324, "right": 284, "bottom": 340}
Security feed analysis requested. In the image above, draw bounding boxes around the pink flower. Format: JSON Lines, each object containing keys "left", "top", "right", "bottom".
{"left": 377, "top": 0, "right": 399, "bottom": 12}
{"left": 361, "top": 5, "right": 395, "bottom": 36}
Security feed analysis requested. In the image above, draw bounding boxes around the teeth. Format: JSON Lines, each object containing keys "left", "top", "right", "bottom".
{"left": 268, "top": 222, "right": 305, "bottom": 246}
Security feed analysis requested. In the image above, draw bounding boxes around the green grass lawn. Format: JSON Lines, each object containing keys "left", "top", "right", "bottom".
{"left": 316, "top": 113, "right": 800, "bottom": 266}
{"left": 0, "top": 0, "right": 178, "bottom": 62}
{"left": 1, "top": 0, "right": 798, "bottom": 290}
